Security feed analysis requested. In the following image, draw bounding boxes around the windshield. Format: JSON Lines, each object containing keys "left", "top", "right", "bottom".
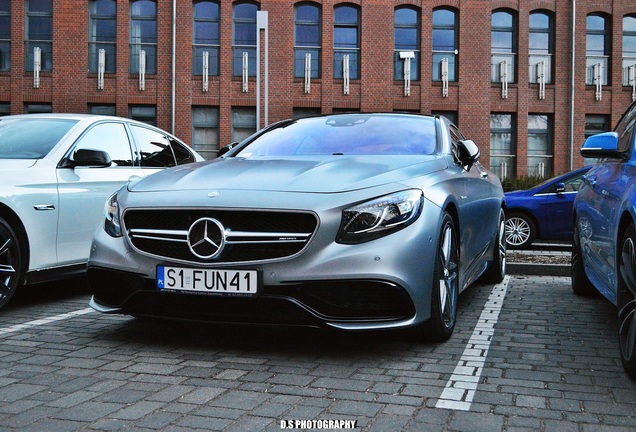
{"left": 236, "top": 114, "right": 437, "bottom": 157}
{"left": 0, "top": 118, "right": 78, "bottom": 159}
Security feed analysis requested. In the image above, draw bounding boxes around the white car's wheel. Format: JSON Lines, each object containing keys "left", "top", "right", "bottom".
{"left": 0, "top": 217, "right": 23, "bottom": 310}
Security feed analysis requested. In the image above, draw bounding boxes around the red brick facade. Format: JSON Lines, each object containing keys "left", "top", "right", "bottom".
{"left": 1, "top": 0, "right": 635, "bottom": 177}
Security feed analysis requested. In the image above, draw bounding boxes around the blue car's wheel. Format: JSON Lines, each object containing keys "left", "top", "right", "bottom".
{"left": 0, "top": 217, "right": 22, "bottom": 310}
{"left": 571, "top": 218, "right": 596, "bottom": 296}
{"left": 419, "top": 212, "right": 458, "bottom": 342}
{"left": 618, "top": 224, "right": 636, "bottom": 379}
{"left": 505, "top": 212, "right": 535, "bottom": 249}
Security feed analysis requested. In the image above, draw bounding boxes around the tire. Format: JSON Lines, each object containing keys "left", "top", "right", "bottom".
{"left": 0, "top": 217, "right": 23, "bottom": 310}
{"left": 571, "top": 218, "right": 596, "bottom": 296}
{"left": 618, "top": 224, "right": 636, "bottom": 380}
{"left": 418, "top": 212, "right": 459, "bottom": 342}
{"left": 505, "top": 212, "right": 536, "bottom": 249}
{"left": 482, "top": 208, "right": 507, "bottom": 284}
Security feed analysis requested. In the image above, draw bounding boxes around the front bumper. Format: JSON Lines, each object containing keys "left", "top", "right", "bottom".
{"left": 88, "top": 267, "right": 417, "bottom": 329}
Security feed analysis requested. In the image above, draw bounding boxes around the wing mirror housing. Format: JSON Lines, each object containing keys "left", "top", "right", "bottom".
{"left": 217, "top": 142, "right": 239, "bottom": 158}
{"left": 580, "top": 132, "right": 627, "bottom": 160}
{"left": 457, "top": 140, "right": 480, "bottom": 171}
{"left": 72, "top": 148, "right": 112, "bottom": 167}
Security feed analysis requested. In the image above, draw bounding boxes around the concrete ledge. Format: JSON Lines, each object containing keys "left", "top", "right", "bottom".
{"left": 507, "top": 262, "right": 570, "bottom": 277}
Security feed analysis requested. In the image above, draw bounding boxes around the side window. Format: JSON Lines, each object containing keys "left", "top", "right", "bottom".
{"left": 130, "top": 124, "right": 177, "bottom": 167}
{"left": 170, "top": 138, "right": 197, "bottom": 165}
{"left": 73, "top": 122, "right": 133, "bottom": 166}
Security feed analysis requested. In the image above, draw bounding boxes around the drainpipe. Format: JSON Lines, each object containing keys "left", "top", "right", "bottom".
{"left": 171, "top": 0, "right": 176, "bottom": 134}
{"left": 569, "top": 0, "right": 576, "bottom": 170}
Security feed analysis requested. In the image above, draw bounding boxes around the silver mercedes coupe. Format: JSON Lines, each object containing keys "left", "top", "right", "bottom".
{"left": 88, "top": 113, "right": 506, "bottom": 341}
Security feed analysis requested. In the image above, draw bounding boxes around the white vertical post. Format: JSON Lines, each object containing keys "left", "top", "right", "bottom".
{"left": 537, "top": 61, "right": 545, "bottom": 100}
{"left": 33, "top": 47, "right": 41, "bottom": 89}
{"left": 500, "top": 161, "right": 508, "bottom": 179}
{"left": 400, "top": 52, "right": 413, "bottom": 97}
{"left": 343, "top": 55, "right": 350, "bottom": 95}
{"left": 202, "top": 51, "right": 209, "bottom": 92}
{"left": 594, "top": 62, "right": 602, "bottom": 101}
{"left": 499, "top": 60, "right": 508, "bottom": 99}
{"left": 538, "top": 162, "right": 545, "bottom": 178}
{"left": 630, "top": 64, "right": 636, "bottom": 102}
{"left": 97, "top": 49, "right": 105, "bottom": 90}
{"left": 441, "top": 58, "right": 449, "bottom": 97}
{"left": 304, "top": 53, "right": 311, "bottom": 94}
{"left": 139, "top": 49, "right": 146, "bottom": 91}
{"left": 242, "top": 51, "right": 249, "bottom": 92}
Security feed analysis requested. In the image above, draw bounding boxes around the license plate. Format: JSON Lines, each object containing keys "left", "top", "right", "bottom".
{"left": 156, "top": 266, "right": 260, "bottom": 297}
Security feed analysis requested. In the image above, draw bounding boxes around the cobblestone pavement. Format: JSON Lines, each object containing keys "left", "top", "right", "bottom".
{"left": 0, "top": 275, "right": 634, "bottom": 432}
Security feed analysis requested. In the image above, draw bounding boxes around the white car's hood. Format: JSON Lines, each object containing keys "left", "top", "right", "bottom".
{"left": 0, "top": 159, "right": 37, "bottom": 169}
{"left": 128, "top": 155, "right": 448, "bottom": 194}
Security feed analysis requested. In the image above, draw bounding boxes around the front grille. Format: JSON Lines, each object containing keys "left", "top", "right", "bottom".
{"left": 123, "top": 208, "right": 318, "bottom": 264}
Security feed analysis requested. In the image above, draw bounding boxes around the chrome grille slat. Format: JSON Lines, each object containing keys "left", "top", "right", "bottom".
{"left": 123, "top": 208, "right": 318, "bottom": 264}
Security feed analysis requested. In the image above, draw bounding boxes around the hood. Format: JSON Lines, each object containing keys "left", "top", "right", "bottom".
{"left": 504, "top": 189, "right": 531, "bottom": 198}
{"left": 0, "top": 159, "right": 37, "bottom": 169}
{"left": 129, "top": 155, "right": 447, "bottom": 194}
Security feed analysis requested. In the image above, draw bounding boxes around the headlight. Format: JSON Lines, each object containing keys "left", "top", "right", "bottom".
{"left": 337, "top": 190, "right": 423, "bottom": 244}
{"left": 104, "top": 192, "right": 122, "bottom": 237}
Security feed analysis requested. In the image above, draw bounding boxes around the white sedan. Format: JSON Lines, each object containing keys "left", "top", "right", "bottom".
{"left": 0, "top": 114, "right": 203, "bottom": 309}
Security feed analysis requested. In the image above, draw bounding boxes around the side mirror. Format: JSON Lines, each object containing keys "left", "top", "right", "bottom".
{"left": 72, "top": 148, "right": 112, "bottom": 167}
{"left": 217, "top": 142, "right": 239, "bottom": 158}
{"left": 580, "top": 132, "right": 626, "bottom": 159}
{"left": 457, "top": 140, "right": 480, "bottom": 171}
{"left": 555, "top": 182, "right": 566, "bottom": 194}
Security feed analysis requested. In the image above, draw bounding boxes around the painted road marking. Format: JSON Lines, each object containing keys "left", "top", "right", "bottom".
{"left": 0, "top": 308, "right": 94, "bottom": 336}
{"left": 436, "top": 275, "right": 510, "bottom": 411}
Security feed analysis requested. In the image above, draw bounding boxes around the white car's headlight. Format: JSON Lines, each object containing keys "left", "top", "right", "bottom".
{"left": 104, "top": 192, "right": 122, "bottom": 237}
{"left": 337, "top": 190, "right": 424, "bottom": 244}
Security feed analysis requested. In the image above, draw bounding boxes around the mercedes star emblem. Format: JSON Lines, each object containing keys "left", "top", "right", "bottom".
{"left": 187, "top": 217, "right": 225, "bottom": 259}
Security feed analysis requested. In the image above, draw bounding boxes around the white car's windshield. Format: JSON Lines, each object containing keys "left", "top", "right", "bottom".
{"left": 0, "top": 118, "right": 78, "bottom": 159}
{"left": 237, "top": 114, "right": 438, "bottom": 157}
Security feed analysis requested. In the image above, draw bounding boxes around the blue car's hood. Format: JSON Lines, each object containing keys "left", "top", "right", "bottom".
{"left": 504, "top": 189, "right": 531, "bottom": 198}
{"left": 129, "top": 155, "right": 447, "bottom": 194}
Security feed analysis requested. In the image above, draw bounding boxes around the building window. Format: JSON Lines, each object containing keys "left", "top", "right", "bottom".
{"left": 129, "top": 105, "right": 156, "bottom": 125}
{"left": 490, "top": 114, "right": 515, "bottom": 179}
{"left": 130, "top": 0, "right": 157, "bottom": 74}
{"left": 193, "top": 1, "right": 220, "bottom": 76}
{"left": 527, "top": 114, "right": 552, "bottom": 178}
{"left": 586, "top": 14, "right": 610, "bottom": 85}
{"left": 432, "top": 8, "right": 457, "bottom": 82}
{"left": 529, "top": 11, "right": 553, "bottom": 84}
{"left": 294, "top": 3, "right": 321, "bottom": 79}
{"left": 25, "top": 103, "right": 52, "bottom": 113}
{"left": 233, "top": 2, "right": 257, "bottom": 77}
{"left": 89, "top": 104, "right": 116, "bottom": 116}
{"left": 89, "top": 0, "right": 116, "bottom": 74}
{"left": 192, "top": 106, "right": 219, "bottom": 159}
{"left": 333, "top": 5, "right": 360, "bottom": 80}
{"left": 293, "top": 107, "right": 320, "bottom": 119}
{"left": 394, "top": 6, "right": 420, "bottom": 81}
{"left": 585, "top": 114, "right": 610, "bottom": 139}
{"left": 25, "top": 0, "right": 53, "bottom": 72}
{"left": 0, "top": 0, "right": 10, "bottom": 71}
{"left": 0, "top": 103, "right": 10, "bottom": 116}
{"left": 232, "top": 107, "right": 256, "bottom": 142}
{"left": 491, "top": 10, "right": 516, "bottom": 83}
{"left": 432, "top": 111, "right": 458, "bottom": 126}
{"left": 623, "top": 15, "right": 636, "bottom": 86}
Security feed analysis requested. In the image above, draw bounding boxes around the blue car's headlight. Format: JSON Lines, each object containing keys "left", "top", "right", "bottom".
{"left": 104, "top": 192, "right": 122, "bottom": 238}
{"left": 337, "top": 190, "right": 424, "bottom": 244}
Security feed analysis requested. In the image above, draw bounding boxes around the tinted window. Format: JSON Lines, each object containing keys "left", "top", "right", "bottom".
{"left": 130, "top": 124, "right": 177, "bottom": 167}
{"left": 237, "top": 115, "right": 437, "bottom": 157}
{"left": 0, "top": 118, "right": 77, "bottom": 159}
{"left": 74, "top": 122, "right": 133, "bottom": 166}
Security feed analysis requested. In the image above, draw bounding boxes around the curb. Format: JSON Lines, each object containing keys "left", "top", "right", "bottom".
{"left": 507, "top": 262, "right": 570, "bottom": 277}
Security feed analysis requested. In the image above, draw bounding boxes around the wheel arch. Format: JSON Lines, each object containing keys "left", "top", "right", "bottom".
{"left": 617, "top": 211, "right": 636, "bottom": 263}
{"left": 0, "top": 202, "right": 30, "bottom": 283}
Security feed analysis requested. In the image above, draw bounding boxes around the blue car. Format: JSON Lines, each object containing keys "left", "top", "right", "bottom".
{"left": 572, "top": 100, "right": 636, "bottom": 379}
{"left": 504, "top": 166, "right": 591, "bottom": 249}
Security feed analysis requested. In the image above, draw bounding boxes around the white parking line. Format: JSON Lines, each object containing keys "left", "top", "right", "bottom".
{"left": 0, "top": 308, "right": 94, "bottom": 336}
{"left": 435, "top": 275, "right": 510, "bottom": 411}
